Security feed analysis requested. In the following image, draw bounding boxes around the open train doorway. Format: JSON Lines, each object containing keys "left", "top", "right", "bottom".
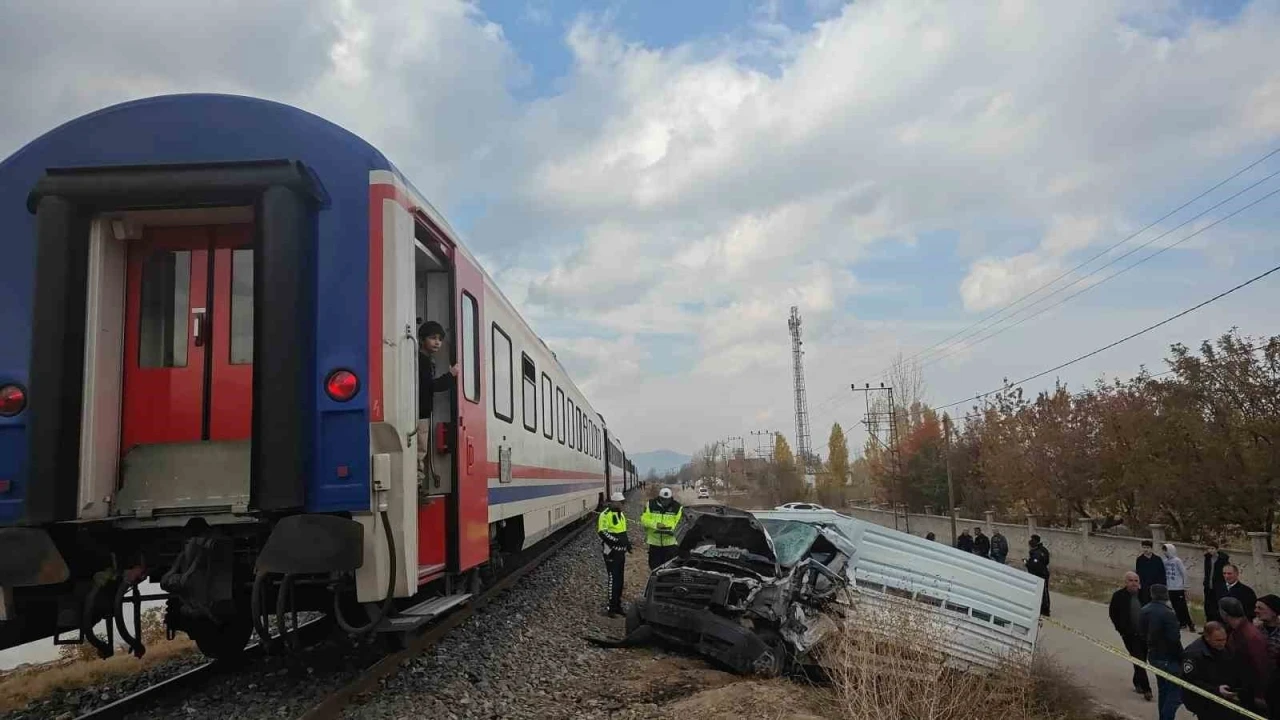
{"left": 115, "top": 222, "right": 255, "bottom": 517}
{"left": 413, "top": 225, "right": 455, "bottom": 580}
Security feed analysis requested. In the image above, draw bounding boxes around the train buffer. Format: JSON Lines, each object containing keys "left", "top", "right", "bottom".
{"left": 376, "top": 593, "right": 472, "bottom": 633}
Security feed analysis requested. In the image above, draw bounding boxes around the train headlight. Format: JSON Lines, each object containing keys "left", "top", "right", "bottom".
{"left": 324, "top": 370, "right": 360, "bottom": 402}
{"left": 0, "top": 384, "right": 26, "bottom": 417}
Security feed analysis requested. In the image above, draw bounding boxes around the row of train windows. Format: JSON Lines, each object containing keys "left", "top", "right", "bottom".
{"left": 468, "top": 305, "right": 602, "bottom": 459}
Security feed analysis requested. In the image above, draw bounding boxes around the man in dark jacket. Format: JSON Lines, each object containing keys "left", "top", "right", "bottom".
{"left": 1204, "top": 546, "right": 1229, "bottom": 623}
{"left": 1220, "top": 596, "right": 1269, "bottom": 711}
{"left": 1025, "top": 535, "right": 1051, "bottom": 616}
{"left": 1109, "top": 571, "right": 1152, "bottom": 700}
{"left": 1181, "top": 622, "right": 1247, "bottom": 719}
{"left": 1136, "top": 540, "right": 1167, "bottom": 606}
{"left": 956, "top": 529, "right": 974, "bottom": 553}
{"left": 1221, "top": 564, "right": 1257, "bottom": 621}
{"left": 990, "top": 530, "right": 1009, "bottom": 564}
{"left": 972, "top": 527, "right": 990, "bottom": 558}
{"left": 1138, "top": 584, "right": 1183, "bottom": 720}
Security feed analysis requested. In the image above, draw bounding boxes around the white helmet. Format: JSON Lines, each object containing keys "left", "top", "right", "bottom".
{"left": 659, "top": 487, "right": 673, "bottom": 499}
{"left": 610, "top": 492, "right": 625, "bottom": 503}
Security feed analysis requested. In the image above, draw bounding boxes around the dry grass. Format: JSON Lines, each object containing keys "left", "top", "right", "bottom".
{"left": 814, "top": 601, "right": 1099, "bottom": 720}
{"left": 0, "top": 609, "right": 196, "bottom": 715}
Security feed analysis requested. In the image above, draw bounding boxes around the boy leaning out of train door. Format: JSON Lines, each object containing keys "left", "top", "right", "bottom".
{"left": 418, "top": 321, "right": 458, "bottom": 484}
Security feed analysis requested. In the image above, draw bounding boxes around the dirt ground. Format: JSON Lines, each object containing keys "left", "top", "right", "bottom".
{"left": 577, "top": 491, "right": 838, "bottom": 720}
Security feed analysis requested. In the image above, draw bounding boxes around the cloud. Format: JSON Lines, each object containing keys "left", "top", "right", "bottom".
{"left": 0, "top": 0, "right": 520, "bottom": 210}
{"left": 3, "top": 0, "right": 1279, "bottom": 457}
{"left": 498, "top": 0, "right": 1280, "bottom": 451}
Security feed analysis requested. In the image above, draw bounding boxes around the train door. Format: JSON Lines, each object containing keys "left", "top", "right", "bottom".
{"left": 453, "top": 253, "right": 489, "bottom": 572}
{"left": 117, "top": 224, "right": 253, "bottom": 515}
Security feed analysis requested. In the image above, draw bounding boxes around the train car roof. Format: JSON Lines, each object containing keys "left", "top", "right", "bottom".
{"left": 0, "top": 93, "right": 394, "bottom": 179}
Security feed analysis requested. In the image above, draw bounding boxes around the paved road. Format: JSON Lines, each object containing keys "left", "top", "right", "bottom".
{"left": 1039, "top": 591, "right": 1197, "bottom": 719}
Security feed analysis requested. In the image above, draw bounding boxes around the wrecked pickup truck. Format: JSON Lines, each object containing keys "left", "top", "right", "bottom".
{"left": 624, "top": 505, "right": 1043, "bottom": 676}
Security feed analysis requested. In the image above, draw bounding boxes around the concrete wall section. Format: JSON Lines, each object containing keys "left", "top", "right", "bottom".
{"left": 846, "top": 507, "right": 1280, "bottom": 601}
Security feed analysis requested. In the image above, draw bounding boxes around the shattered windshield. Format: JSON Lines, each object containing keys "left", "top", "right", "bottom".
{"left": 758, "top": 519, "right": 819, "bottom": 567}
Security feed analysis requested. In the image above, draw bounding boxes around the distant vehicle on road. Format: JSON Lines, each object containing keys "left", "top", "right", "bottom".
{"left": 697, "top": 487, "right": 710, "bottom": 499}
{"left": 774, "top": 502, "right": 825, "bottom": 511}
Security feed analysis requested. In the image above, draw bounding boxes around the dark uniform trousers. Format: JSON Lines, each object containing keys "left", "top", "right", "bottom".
{"left": 604, "top": 557, "right": 625, "bottom": 613}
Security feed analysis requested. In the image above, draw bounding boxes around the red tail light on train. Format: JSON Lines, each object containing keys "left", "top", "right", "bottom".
{"left": 0, "top": 384, "right": 26, "bottom": 417}
{"left": 324, "top": 370, "right": 360, "bottom": 402}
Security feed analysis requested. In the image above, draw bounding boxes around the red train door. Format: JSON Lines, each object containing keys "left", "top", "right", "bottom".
{"left": 454, "top": 254, "right": 489, "bottom": 572}
{"left": 121, "top": 224, "right": 254, "bottom": 454}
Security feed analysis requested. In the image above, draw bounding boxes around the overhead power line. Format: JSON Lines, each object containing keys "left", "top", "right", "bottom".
{"left": 938, "top": 260, "right": 1280, "bottom": 410}
{"left": 888, "top": 146, "right": 1280, "bottom": 373}
{"left": 920, "top": 183, "right": 1280, "bottom": 369}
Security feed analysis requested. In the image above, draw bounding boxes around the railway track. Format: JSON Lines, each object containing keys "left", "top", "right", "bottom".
{"left": 72, "top": 617, "right": 333, "bottom": 720}
{"left": 298, "top": 517, "right": 592, "bottom": 719}
{"left": 69, "top": 516, "right": 592, "bottom": 720}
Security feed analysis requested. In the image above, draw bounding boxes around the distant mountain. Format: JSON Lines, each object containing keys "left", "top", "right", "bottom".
{"left": 630, "top": 450, "right": 691, "bottom": 477}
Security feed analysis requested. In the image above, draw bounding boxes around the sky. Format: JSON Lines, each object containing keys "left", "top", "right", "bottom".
{"left": 1, "top": 0, "right": 1278, "bottom": 460}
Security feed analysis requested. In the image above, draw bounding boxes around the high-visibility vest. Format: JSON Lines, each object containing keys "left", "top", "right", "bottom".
{"left": 598, "top": 509, "right": 627, "bottom": 534}
{"left": 641, "top": 500, "right": 683, "bottom": 547}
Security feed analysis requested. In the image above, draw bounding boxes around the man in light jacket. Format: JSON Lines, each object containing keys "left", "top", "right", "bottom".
{"left": 1162, "top": 543, "right": 1195, "bottom": 632}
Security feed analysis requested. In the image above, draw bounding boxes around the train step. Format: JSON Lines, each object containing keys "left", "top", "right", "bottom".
{"left": 377, "top": 593, "right": 472, "bottom": 633}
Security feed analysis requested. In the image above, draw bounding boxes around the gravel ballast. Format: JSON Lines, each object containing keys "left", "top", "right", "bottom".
{"left": 340, "top": 492, "right": 656, "bottom": 720}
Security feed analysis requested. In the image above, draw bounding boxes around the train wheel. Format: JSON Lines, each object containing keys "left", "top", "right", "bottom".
{"left": 191, "top": 612, "right": 253, "bottom": 661}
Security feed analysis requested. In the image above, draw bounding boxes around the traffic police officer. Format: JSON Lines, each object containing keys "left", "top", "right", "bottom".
{"left": 598, "top": 491, "right": 632, "bottom": 617}
{"left": 641, "top": 487, "right": 683, "bottom": 571}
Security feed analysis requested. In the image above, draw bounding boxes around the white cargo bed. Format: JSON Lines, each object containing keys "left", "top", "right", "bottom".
{"left": 753, "top": 510, "right": 1042, "bottom": 669}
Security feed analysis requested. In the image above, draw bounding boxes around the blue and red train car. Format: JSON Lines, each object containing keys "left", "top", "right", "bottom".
{"left": 0, "top": 94, "right": 639, "bottom": 658}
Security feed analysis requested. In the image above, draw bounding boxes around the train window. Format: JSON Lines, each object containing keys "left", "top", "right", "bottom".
{"left": 540, "top": 374, "right": 553, "bottom": 439}
{"left": 229, "top": 248, "right": 253, "bottom": 364}
{"left": 555, "top": 387, "right": 565, "bottom": 444}
{"left": 492, "top": 324, "right": 513, "bottom": 422}
{"left": 568, "top": 400, "right": 576, "bottom": 448}
{"left": 138, "top": 249, "right": 191, "bottom": 368}
{"left": 576, "top": 409, "right": 584, "bottom": 454}
{"left": 461, "top": 292, "right": 479, "bottom": 403}
{"left": 521, "top": 353, "right": 536, "bottom": 433}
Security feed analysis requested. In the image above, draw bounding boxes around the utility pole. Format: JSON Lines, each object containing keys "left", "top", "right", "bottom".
{"left": 943, "top": 413, "right": 956, "bottom": 546}
{"left": 851, "top": 382, "right": 906, "bottom": 533}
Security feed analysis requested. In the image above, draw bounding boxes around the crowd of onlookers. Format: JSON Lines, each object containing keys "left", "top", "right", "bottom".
{"left": 926, "top": 525, "right": 1011, "bottom": 562}
{"left": 926, "top": 526, "right": 1052, "bottom": 612}
{"left": 1110, "top": 541, "right": 1280, "bottom": 720}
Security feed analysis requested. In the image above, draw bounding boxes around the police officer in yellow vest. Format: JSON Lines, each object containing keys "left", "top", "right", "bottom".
{"left": 598, "top": 491, "right": 632, "bottom": 617}
{"left": 641, "top": 487, "right": 683, "bottom": 570}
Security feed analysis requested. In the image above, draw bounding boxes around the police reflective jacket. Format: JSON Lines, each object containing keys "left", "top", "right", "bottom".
{"left": 598, "top": 509, "right": 631, "bottom": 558}
{"left": 641, "top": 498, "right": 683, "bottom": 547}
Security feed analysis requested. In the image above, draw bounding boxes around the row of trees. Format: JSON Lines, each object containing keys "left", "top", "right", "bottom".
{"left": 863, "top": 331, "right": 1280, "bottom": 544}
{"left": 676, "top": 425, "right": 855, "bottom": 508}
